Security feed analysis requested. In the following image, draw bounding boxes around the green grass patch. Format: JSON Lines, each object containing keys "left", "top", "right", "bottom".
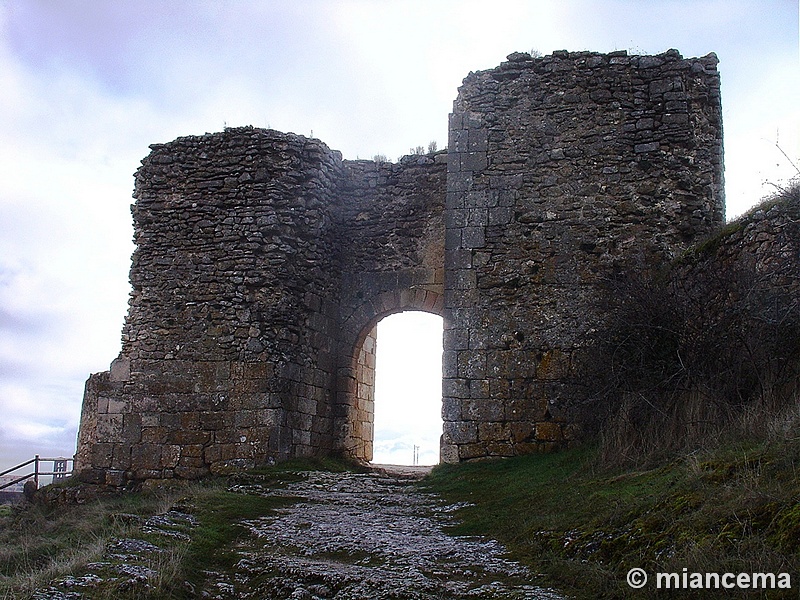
{"left": 175, "top": 480, "right": 298, "bottom": 596}
{"left": 423, "top": 440, "right": 800, "bottom": 599}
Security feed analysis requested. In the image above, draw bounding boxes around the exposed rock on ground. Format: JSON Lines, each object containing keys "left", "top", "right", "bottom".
{"left": 33, "top": 469, "right": 563, "bottom": 599}
{"left": 200, "top": 469, "right": 562, "bottom": 599}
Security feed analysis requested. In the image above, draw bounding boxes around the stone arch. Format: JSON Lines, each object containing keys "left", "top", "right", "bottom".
{"left": 334, "top": 287, "right": 444, "bottom": 462}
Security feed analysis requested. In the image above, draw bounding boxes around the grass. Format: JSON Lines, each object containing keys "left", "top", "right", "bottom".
{"left": 175, "top": 479, "right": 299, "bottom": 597}
{"left": 0, "top": 458, "right": 364, "bottom": 599}
{"left": 422, "top": 437, "right": 800, "bottom": 599}
{"left": 0, "top": 486, "right": 177, "bottom": 598}
{"left": 3, "top": 448, "right": 798, "bottom": 598}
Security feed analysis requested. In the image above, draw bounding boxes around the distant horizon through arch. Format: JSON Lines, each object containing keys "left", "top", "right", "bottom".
{"left": 372, "top": 311, "right": 444, "bottom": 466}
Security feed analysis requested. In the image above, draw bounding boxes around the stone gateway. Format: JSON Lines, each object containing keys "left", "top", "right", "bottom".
{"left": 75, "top": 50, "right": 724, "bottom": 484}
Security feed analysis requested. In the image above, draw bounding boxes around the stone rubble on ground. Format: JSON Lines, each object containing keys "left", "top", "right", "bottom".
{"left": 203, "top": 469, "right": 563, "bottom": 599}
{"left": 32, "top": 469, "right": 564, "bottom": 599}
{"left": 31, "top": 509, "right": 197, "bottom": 599}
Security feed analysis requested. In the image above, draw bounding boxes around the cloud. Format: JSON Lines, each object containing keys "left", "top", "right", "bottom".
{"left": 0, "top": 0, "right": 796, "bottom": 471}
{"left": 0, "top": 380, "right": 80, "bottom": 467}
{"left": 373, "top": 431, "right": 441, "bottom": 466}
{"left": 0, "top": 17, "right": 137, "bottom": 468}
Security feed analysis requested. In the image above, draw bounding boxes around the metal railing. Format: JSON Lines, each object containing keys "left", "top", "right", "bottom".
{"left": 0, "top": 455, "right": 74, "bottom": 491}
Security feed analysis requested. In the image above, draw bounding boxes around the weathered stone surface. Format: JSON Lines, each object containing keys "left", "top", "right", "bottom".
{"left": 76, "top": 127, "right": 446, "bottom": 479}
{"left": 214, "top": 470, "right": 564, "bottom": 598}
{"left": 441, "top": 49, "right": 724, "bottom": 461}
{"left": 75, "top": 50, "right": 734, "bottom": 480}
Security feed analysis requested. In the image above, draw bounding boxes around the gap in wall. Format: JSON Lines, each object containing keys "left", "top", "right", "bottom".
{"left": 372, "top": 311, "right": 444, "bottom": 466}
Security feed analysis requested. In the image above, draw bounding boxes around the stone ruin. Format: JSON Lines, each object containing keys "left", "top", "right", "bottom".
{"left": 75, "top": 49, "right": 725, "bottom": 484}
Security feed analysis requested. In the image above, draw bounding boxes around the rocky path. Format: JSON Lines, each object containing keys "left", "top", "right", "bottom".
{"left": 200, "top": 468, "right": 563, "bottom": 599}
{"left": 31, "top": 467, "right": 563, "bottom": 599}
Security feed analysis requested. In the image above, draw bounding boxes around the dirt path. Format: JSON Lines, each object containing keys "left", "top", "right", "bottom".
{"left": 201, "top": 468, "right": 564, "bottom": 599}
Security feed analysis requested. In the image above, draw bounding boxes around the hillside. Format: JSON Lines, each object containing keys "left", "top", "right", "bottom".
{"left": 2, "top": 437, "right": 799, "bottom": 599}
{"left": 425, "top": 437, "right": 800, "bottom": 598}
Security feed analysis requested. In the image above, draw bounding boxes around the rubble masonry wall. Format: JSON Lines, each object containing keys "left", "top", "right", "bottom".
{"left": 76, "top": 50, "right": 726, "bottom": 482}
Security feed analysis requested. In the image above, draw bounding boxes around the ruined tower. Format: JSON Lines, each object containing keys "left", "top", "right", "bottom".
{"left": 76, "top": 50, "right": 723, "bottom": 484}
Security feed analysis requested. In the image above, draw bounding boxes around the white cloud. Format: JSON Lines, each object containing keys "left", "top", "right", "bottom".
{"left": 0, "top": 21, "right": 137, "bottom": 467}
{"left": 328, "top": 0, "right": 573, "bottom": 159}
{"left": 722, "top": 52, "right": 800, "bottom": 217}
{"left": 0, "top": 0, "right": 796, "bottom": 471}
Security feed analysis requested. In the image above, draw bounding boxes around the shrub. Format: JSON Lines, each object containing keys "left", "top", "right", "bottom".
{"left": 584, "top": 186, "right": 800, "bottom": 464}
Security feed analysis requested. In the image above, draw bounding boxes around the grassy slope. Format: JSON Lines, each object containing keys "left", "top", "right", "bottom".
{"left": 423, "top": 439, "right": 800, "bottom": 599}
{"left": 0, "top": 484, "right": 182, "bottom": 598}
{"left": 2, "top": 452, "right": 797, "bottom": 598}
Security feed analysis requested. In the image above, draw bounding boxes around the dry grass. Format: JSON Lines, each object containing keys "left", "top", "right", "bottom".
{"left": 0, "top": 486, "right": 189, "bottom": 598}
{"left": 585, "top": 184, "right": 800, "bottom": 468}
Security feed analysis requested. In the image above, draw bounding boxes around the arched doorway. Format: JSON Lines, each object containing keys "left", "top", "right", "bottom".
{"left": 372, "top": 311, "right": 443, "bottom": 465}
{"left": 334, "top": 288, "right": 444, "bottom": 463}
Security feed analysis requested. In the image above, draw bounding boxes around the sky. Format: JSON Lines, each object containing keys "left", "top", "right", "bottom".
{"left": 373, "top": 312, "right": 443, "bottom": 465}
{"left": 0, "top": 0, "right": 797, "bottom": 470}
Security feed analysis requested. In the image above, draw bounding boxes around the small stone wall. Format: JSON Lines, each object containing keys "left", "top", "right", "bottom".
{"left": 671, "top": 187, "right": 800, "bottom": 363}
{"left": 677, "top": 188, "right": 799, "bottom": 288}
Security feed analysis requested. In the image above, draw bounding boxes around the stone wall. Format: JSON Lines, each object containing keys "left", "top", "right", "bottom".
{"left": 675, "top": 188, "right": 799, "bottom": 295}
{"left": 76, "top": 129, "right": 446, "bottom": 483}
{"left": 76, "top": 49, "right": 729, "bottom": 482}
{"left": 670, "top": 186, "right": 800, "bottom": 387}
{"left": 441, "top": 49, "right": 724, "bottom": 461}
{"left": 587, "top": 185, "right": 800, "bottom": 450}
{"left": 77, "top": 129, "right": 346, "bottom": 482}
{"left": 332, "top": 155, "right": 446, "bottom": 461}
